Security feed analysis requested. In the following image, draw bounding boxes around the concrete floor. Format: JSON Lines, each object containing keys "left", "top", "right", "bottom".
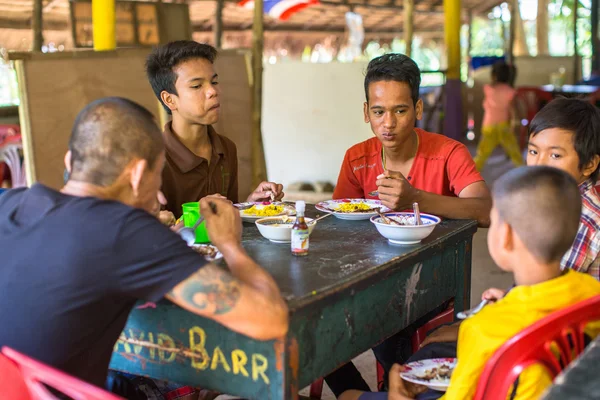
{"left": 219, "top": 146, "right": 521, "bottom": 400}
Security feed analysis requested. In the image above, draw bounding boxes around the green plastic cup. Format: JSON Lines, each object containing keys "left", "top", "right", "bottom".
{"left": 182, "top": 202, "right": 210, "bottom": 244}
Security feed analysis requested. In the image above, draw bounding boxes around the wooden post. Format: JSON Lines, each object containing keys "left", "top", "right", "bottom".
{"left": 537, "top": 0, "right": 549, "bottom": 56}
{"left": 443, "top": 0, "right": 463, "bottom": 140}
{"left": 215, "top": 0, "right": 224, "bottom": 48}
{"left": 507, "top": 0, "right": 516, "bottom": 63}
{"left": 92, "top": 0, "right": 116, "bottom": 51}
{"left": 252, "top": 0, "right": 267, "bottom": 186}
{"left": 466, "top": 9, "right": 473, "bottom": 67}
{"left": 593, "top": 0, "right": 599, "bottom": 72}
{"left": 404, "top": 0, "right": 414, "bottom": 57}
{"left": 32, "top": 0, "right": 44, "bottom": 52}
{"left": 573, "top": 0, "right": 579, "bottom": 82}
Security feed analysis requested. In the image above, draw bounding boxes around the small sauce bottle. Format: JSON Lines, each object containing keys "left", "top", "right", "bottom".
{"left": 291, "top": 200, "right": 309, "bottom": 256}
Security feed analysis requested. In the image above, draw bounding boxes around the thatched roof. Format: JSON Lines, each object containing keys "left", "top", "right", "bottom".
{"left": 0, "top": 0, "right": 504, "bottom": 51}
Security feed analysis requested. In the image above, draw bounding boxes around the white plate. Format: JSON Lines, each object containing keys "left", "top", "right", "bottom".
{"left": 315, "top": 199, "right": 391, "bottom": 220}
{"left": 235, "top": 202, "right": 296, "bottom": 222}
{"left": 190, "top": 244, "right": 223, "bottom": 262}
{"left": 400, "top": 358, "right": 456, "bottom": 392}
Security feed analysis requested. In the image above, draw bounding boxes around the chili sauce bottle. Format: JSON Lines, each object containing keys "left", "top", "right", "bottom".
{"left": 291, "top": 200, "right": 309, "bottom": 256}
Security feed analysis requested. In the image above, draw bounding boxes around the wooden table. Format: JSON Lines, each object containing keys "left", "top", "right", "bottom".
{"left": 542, "top": 336, "right": 600, "bottom": 400}
{"left": 109, "top": 207, "right": 477, "bottom": 399}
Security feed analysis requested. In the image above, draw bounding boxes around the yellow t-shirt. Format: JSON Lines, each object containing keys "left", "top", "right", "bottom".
{"left": 442, "top": 270, "right": 600, "bottom": 400}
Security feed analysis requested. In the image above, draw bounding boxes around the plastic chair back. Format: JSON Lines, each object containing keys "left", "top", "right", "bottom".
{"left": 2, "top": 347, "right": 124, "bottom": 400}
{"left": 473, "top": 294, "right": 600, "bottom": 400}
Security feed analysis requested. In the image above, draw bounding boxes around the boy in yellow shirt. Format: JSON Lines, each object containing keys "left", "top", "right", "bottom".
{"left": 340, "top": 166, "right": 600, "bottom": 400}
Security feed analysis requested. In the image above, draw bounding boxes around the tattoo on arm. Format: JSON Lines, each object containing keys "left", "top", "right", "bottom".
{"left": 170, "top": 264, "right": 241, "bottom": 315}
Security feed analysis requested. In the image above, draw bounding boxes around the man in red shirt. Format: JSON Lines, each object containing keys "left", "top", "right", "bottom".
{"left": 326, "top": 54, "right": 492, "bottom": 397}
{"left": 333, "top": 54, "right": 491, "bottom": 226}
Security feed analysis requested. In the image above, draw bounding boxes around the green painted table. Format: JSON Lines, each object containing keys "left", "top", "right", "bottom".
{"left": 109, "top": 207, "right": 477, "bottom": 399}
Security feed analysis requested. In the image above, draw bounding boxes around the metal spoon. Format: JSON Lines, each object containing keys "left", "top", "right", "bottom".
{"left": 413, "top": 202, "right": 422, "bottom": 225}
{"left": 179, "top": 202, "right": 218, "bottom": 246}
{"left": 178, "top": 216, "right": 205, "bottom": 246}
{"left": 308, "top": 213, "right": 333, "bottom": 225}
{"left": 457, "top": 299, "right": 489, "bottom": 320}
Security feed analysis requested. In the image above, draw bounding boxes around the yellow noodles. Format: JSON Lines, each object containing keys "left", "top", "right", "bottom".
{"left": 335, "top": 202, "right": 373, "bottom": 213}
{"left": 243, "top": 204, "right": 284, "bottom": 217}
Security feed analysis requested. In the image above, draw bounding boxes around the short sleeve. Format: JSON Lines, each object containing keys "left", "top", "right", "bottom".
{"left": 113, "top": 209, "right": 208, "bottom": 303}
{"left": 227, "top": 142, "right": 240, "bottom": 203}
{"left": 333, "top": 150, "right": 364, "bottom": 199}
{"left": 445, "top": 143, "right": 484, "bottom": 196}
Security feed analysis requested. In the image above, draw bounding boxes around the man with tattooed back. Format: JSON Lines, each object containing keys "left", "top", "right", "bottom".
{"left": 0, "top": 98, "right": 288, "bottom": 397}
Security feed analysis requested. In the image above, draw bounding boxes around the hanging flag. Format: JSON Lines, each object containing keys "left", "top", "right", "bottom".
{"left": 239, "top": 0, "right": 319, "bottom": 21}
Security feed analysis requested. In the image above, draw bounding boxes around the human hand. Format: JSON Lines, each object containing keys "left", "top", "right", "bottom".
{"left": 247, "top": 182, "right": 285, "bottom": 202}
{"left": 481, "top": 287, "right": 507, "bottom": 303}
{"left": 201, "top": 193, "right": 232, "bottom": 204}
{"left": 201, "top": 197, "right": 242, "bottom": 250}
{"left": 158, "top": 210, "right": 177, "bottom": 226}
{"left": 389, "top": 364, "right": 427, "bottom": 400}
{"left": 419, "top": 322, "right": 461, "bottom": 348}
{"left": 376, "top": 170, "right": 419, "bottom": 211}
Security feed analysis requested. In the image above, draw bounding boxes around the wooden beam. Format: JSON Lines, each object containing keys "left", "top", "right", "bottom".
{"left": 573, "top": 0, "right": 579, "bottom": 82}
{"left": 251, "top": 0, "right": 267, "bottom": 187}
{"left": 32, "top": 0, "right": 43, "bottom": 52}
{"left": 318, "top": 0, "right": 444, "bottom": 13}
{"left": 537, "top": 0, "right": 549, "bottom": 55}
{"left": 593, "top": 0, "right": 599, "bottom": 72}
{"left": 43, "top": 0, "right": 63, "bottom": 13}
{"left": 507, "top": 0, "right": 515, "bottom": 63}
{"left": 214, "top": 0, "right": 224, "bottom": 48}
{"left": 404, "top": 0, "right": 414, "bottom": 56}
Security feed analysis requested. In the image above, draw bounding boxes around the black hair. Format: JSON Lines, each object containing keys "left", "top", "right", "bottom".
{"left": 491, "top": 61, "right": 515, "bottom": 86}
{"left": 529, "top": 98, "right": 600, "bottom": 182}
{"left": 146, "top": 40, "right": 218, "bottom": 114}
{"left": 493, "top": 166, "right": 581, "bottom": 264}
{"left": 69, "top": 97, "right": 163, "bottom": 187}
{"left": 364, "top": 53, "right": 421, "bottom": 105}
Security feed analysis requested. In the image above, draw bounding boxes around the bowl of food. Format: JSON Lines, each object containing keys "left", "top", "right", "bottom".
{"left": 370, "top": 212, "right": 441, "bottom": 245}
{"left": 255, "top": 216, "right": 316, "bottom": 243}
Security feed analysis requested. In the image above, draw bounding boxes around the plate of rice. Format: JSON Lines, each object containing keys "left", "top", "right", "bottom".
{"left": 235, "top": 202, "right": 296, "bottom": 222}
{"left": 315, "top": 199, "right": 391, "bottom": 220}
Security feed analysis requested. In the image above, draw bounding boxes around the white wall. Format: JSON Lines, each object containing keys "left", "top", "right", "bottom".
{"left": 262, "top": 62, "right": 374, "bottom": 189}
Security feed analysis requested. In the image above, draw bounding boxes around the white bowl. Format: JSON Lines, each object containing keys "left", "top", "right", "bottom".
{"left": 370, "top": 212, "right": 441, "bottom": 245}
{"left": 255, "top": 217, "right": 316, "bottom": 243}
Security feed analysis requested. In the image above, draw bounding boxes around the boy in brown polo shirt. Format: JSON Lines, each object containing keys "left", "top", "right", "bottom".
{"left": 146, "top": 41, "right": 284, "bottom": 218}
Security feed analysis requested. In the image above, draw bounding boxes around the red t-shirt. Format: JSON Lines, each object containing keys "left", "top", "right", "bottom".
{"left": 333, "top": 128, "right": 484, "bottom": 200}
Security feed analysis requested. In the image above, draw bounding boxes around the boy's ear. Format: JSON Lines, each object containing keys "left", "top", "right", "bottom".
{"left": 501, "top": 221, "right": 515, "bottom": 254}
{"left": 582, "top": 154, "right": 600, "bottom": 179}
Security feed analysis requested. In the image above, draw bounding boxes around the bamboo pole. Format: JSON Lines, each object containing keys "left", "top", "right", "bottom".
{"left": 215, "top": 0, "right": 224, "bottom": 48}
{"left": 403, "top": 0, "right": 414, "bottom": 57}
{"left": 92, "top": 0, "right": 116, "bottom": 51}
{"left": 32, "top": 0, "right": 43, "bottom": 52}
{"left": 443, "top": 0, "right": 461, "bottom": 80}
{"left": 593, "top": 0, "right": 599, "bottom": 72}
{"left": 573, "top": 0, "right": 579, "bottom": 82}
{"left": 251, "top": 0, "right": 267, "bottom": 187}
{"left": 507, "top": 0, "right": 516, "bottom": 63}
{"left": 537, "top": 0, "right": 549, "bottom": 56}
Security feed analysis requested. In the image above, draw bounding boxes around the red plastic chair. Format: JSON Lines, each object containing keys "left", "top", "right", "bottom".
{"left": 309, "top": 304, "right": 455, "bottom": 398}
{"left": 473, "top": 294, "right": 600, "bottom": 400}
{"left": 1, "top": 347, "right": 124, "bottom": 400}
{"left": 0, "top": 352, "right": 31, "bottom": 400}
{"left": 514, "top": 87, "right": 554, "bottom": 150}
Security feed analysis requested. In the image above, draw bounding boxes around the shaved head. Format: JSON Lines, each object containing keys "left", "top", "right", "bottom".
{"left": 492, "top": 166, "right": 581, "bottom": 263}
{"left": 68, "top": 97, "right": 164, "bottom": 187}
